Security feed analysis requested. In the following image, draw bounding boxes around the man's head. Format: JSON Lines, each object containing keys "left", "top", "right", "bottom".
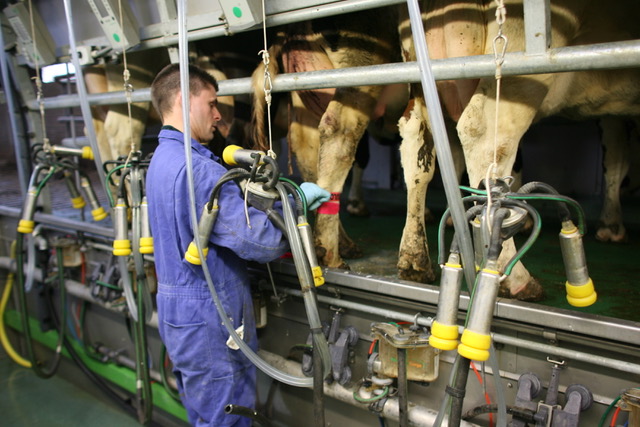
{"left": 151, "top": 63, "right": 222, "bottom": 143}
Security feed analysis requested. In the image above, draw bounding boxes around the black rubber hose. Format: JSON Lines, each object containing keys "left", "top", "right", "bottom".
{"left": 224, "top": 404, "right": 272, "bottom": 427}
{"left": 14, "top": 235, "right": 65, "bottom": 379}
{"left": 448, "top": 356, "right": 471, "bottom": 427}
{"left": 397, "top": 347, "right": 409, "bottom": 427}
{"left": 313, "top": 330, "right": 326, "bottom": 427}
{"left": 486, "top": 208, "right": 510, "bottom": 261}
{"left": 516, "top": 181, "right": 571, "bottom": 222}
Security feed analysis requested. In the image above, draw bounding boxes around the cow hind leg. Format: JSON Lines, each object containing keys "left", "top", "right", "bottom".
{"left": 597, "top": 116, "right": 631, "bottom": 243}
{"left": 458, "top": 78, "right": 545, "bottom": 301}
{"left": 397, "top": 97, "right": 436, "bottom": 283}
{"left": 315, "top": 89, "right": 375, "bottom": 268}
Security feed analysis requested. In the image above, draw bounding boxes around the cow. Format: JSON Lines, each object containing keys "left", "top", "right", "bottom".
{"left": 251, "top": 9, "right": 403, "bottom": 269}
{"left": 398, "top": 0, "right": 640, "bottom": 299}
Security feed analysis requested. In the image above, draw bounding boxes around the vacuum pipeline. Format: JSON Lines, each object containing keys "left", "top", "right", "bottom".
{"left": 276, "top": 286, "right": 640, "bottom": 376}
{"left": 259, "top": 350, "right": 480, "bottom": 426}
{"left": 1, "top": 255, "right": 638, "bottom": 376}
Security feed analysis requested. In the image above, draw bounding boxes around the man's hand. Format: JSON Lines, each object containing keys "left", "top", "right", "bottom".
{"left": 300, "top": 182, "right": 331, "bottom": 210}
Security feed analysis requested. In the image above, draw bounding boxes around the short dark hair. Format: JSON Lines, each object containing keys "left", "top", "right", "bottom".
{"left": 150, "top": 63, "right": 219, "bottom": 120}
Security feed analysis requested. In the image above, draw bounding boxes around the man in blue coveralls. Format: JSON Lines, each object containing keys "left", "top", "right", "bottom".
{"left": 146, "top": 63, "right": 330, "bottom": 426}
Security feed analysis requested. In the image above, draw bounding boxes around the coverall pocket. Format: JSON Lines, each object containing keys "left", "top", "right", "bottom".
{"left": 162, "top": 319, "right": 213, "bottom": 373}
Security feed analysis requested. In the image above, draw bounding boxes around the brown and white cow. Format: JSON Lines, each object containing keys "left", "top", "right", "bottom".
{"left": 400, "top": 0, "right": 640, "bottom": 299}
{"left": 251, "top": 9, "right": 402, "bottom": 269}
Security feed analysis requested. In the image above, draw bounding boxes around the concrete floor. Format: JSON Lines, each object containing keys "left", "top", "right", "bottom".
{"left": 0, "top": 346, "right": 142, "bottom": 427}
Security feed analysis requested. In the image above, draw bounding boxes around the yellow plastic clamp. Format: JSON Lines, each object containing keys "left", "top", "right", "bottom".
{"left": 71, "top": 196, "right": 86, "bottom": 209}
{"left": 113, "top": 239, "right": 132, "bottom": 256}
{"left": 91, "top": 207, "right": 108, "bottom": 222}
{"left": 566, "top": 278, "right": 597, "bottom": 307}
{"left": 312, "top": 266, "right": 325, "bottom": 287}
{"left": 458, "top": 329, "right": 491, "bottom": 361}
{"left": 17, "top": 219, "right": 35, "bottom": 234}
{"left": 184, "top": 242, "right": 209, "bottom": 265}
{"left": 139, "top": 237, "right": 154, "bottom": 254}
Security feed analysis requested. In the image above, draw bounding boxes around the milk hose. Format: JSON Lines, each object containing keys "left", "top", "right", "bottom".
{"left": 191, "top": 168, "right": 330, "bottom": 387}
{"left": 15, "top": 237, "right": 67, "bottom": 378}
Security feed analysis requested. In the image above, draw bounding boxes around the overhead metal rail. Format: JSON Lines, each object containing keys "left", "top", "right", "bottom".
{"left": 22, "top": 0, "right": 640, "bottom": 111}
{"left": 26, "top": 40, "right": 640, "bottom": 111}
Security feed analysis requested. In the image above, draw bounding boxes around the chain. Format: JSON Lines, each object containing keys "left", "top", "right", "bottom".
{"left": 27, "top": 0, "right": 50, "bottom": 153}
{"left": 259, "top": 0, "right": 276, "bottom": 159}
{"left": 118, "top": 0, "right": 136, "bottom": 167}
{"left": 485, "top": 0, "right": 508, "bottom": 234}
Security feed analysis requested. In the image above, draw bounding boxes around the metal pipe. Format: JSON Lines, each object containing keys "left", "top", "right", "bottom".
{"left": 62, "top": 0, "right": 108, "bottom": 198}
{"left": 0, "top": 24, "right": 29, "bottom": 194}
{"left": 27, "top": 40, "right": 640, "bottom": 110}
{"left": 259, "top": 350, "right": 480, "bottom": 427}
{"left": 275, "top": 286, "right": 640, "bottom": 376}
{"left": 136, "top": 0, "right": 405, "bottom": 51}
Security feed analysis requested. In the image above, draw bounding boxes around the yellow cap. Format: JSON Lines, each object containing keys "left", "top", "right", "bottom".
{"left": 566, "top": 279, "right": 597, "bottom": 307}
{"left": 312, "top": 266, "right": 325, "bottom": 287}
{"left": 113, "top": 239, "right": 131, "bottom": 256}
{"left": 17, "top": 219, "right": 35, "bottom": 234}
{"left": 184, "top": 242, "right": 208, "bottom": 265}
{"left": 222, "top": 145, "right": 242, "bottom": 166}
{"left": 458, "top": 329, "right": 491, "bottom": 361}
{"left": 82, "top": 146, "right": 94, "bottom": 160}
{"left": 431, "top": 320, "right": 459, "bottom": 340}
{"left": 139, "top": 237, "right": 154, "bottom": 254}
{"left": 429, "top": 321, "right": 460, "bottom": 351}
{"left": 71, "top": 196, "right": 86, "bottom": 209}
{"left": 429, "top": 335, "right": 459, "bottom": 351}
{"left": 91, "top": 207, "right": 108, "bottom": 221}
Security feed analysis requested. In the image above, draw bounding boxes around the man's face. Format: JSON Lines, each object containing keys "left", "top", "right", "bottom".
{"left": 189, "top": 84, "right": 222, "bottom": 144}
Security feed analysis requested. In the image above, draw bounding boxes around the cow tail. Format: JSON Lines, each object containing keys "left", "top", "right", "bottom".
{"left": 251, "top": 35, "right": 283, "bottom": 152}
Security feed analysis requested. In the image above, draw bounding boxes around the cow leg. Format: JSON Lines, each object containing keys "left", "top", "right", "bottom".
{"left": 597, "top": 116, "right": 630, "bottom": 242}
{"left": 83, "top": 66, "right": 111, "bottom": 162}
{"left": 315, "top": 87, "right": 377, "bottom": 268}
{"left": 347, "top": 134, "right": 370, "bottom": 217}
{"left": 458, "top": 77, "right": 547, "bottom": 301}
{"left": 288, "top": 93, "right": 361, "bottom": 262}
{"left": 397, "top": 97, "right": 437, "bottom": 283}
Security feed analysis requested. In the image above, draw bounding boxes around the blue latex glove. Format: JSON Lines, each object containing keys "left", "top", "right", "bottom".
{"left": 300, "top": 182, "right": 331, "bottom": 211}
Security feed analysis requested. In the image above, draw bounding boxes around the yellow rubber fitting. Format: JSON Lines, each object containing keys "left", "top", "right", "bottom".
{"left": 566, "top": 279, "right": 597, "bottom": 307}
{"left": 312, "top": 266, "right": 325, "bottom": 287}
{"left": 561, "top": 225, "right": 578, "bottom": 234}
{"left": 184, "top": 242, "right": 208, "bottom": 265}
{"left": 458, "top": 343, "right": 490, "bottom": 361}
{"left": 17, "top": 219, "right": 35, "bottom": 234}
{"left": 139, "top": 237, "right": 154, "bottom": 254}
{"left": 91, "top": 207, "right": 108, "bottom": 221}
{"left": 82, "top": 146, "right": 94, "bottom": 160}
{"left": 444, "top": 262, "right": 462, "bottom": 269}
{"left": 429, "top": 335, "right": 459, "bottom": 351}
{"left": 431, "top": 321, "right": 459, "bottom": 341}
{"left": 113, "top": 239, "right": 131, "bottom": 256}
{"left": 222, "top": 145, "right": 241, "bottom": 165}
{"left": 458, "top": 329, "right": 491, "bottom": 361}
{"left": 71, "top": 196, "right": 86, "bottom": 209}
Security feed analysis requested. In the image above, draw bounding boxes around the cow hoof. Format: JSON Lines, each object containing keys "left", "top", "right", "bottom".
{"left": 346, "top": 200, "right": 370, "bottom": 217}
{"left": 339, "top": 242, "right": 363, "bottom": 259}
{"left": 316, "top": 246, "right": 351, "bottom": 270}
{"left": 595, "top": 225, "right": 627, "bottom": 243}
{"left": 502, "top": 278, "right": 545, "bottom": 302}
{"left": 397, "top": 263, "right": 436, "bottom": 284}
